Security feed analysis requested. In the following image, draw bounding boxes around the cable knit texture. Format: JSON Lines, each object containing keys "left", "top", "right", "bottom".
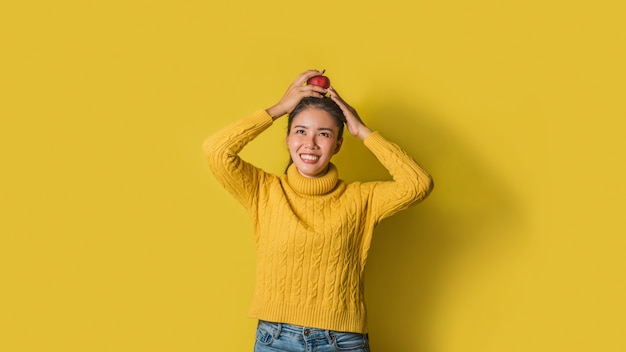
{"left": 203, "top": 109, "right": 433, "bottom": 333}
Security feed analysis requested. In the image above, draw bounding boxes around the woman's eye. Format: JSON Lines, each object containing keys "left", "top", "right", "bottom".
{"left": 295, "top": 129, "right": 305, "bottom": 134}
{"left": 320, "top": 132, "right": 330, "bottom": 137}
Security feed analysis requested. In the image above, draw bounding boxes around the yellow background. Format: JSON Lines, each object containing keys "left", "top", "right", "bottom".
{"left": 1, "top": 0, "right": 625, "bottom": 351}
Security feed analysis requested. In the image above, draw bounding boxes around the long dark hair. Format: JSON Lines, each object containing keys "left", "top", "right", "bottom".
{"left": 285, "top": 97, "right": 345, "bottom": 173}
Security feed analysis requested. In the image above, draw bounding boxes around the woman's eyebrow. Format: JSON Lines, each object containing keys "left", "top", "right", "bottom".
{"left": 293, "top": 125, "right": 334, "bottom": 131}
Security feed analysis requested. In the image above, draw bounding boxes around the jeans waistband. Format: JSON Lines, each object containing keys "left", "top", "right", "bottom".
{"left": 259, "top": 320, "right": 333, "bottom": 340}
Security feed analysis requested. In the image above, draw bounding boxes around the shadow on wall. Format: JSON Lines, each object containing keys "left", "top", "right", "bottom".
{"left": 334, "top": 98, "right": 523, "bottom": 352}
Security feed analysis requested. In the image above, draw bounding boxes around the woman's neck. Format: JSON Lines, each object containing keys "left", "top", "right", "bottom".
{"left": 286, "top": 163, "right": 339, "bottom": 195}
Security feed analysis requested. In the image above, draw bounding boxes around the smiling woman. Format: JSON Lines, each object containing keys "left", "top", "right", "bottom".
{"left": 285, "top": 97, "right": 345, "bottom": 177}
{"left": 203, "top": 69, "right": 434, "bottom": 352}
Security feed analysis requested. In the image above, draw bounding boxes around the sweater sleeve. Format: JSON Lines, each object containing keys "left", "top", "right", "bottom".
{"left": 362, "top": 131, "right": 434, "bottom": 222}
{"left": 203, "top": 109, "right": 274, "bottom": 209}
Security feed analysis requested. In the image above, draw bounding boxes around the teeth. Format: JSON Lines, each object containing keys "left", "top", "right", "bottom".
{"left": 301, "top": 154, "right": 320, "bottom": 161}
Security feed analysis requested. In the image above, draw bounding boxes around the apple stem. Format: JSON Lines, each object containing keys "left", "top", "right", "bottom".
{"left": 320, "top": 69, "right": 325, "bottom": 75}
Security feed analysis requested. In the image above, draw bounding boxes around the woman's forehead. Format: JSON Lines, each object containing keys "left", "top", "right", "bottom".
{"left": 291, "top": 109, "right": 338, "bottom": 128}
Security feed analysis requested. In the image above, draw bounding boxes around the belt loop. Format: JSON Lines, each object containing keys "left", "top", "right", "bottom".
{"left": 275, "top": 323, "right": 282, "bottom": 339}
{"left": 325, "top": 329, "right": 333, "bottom": 344}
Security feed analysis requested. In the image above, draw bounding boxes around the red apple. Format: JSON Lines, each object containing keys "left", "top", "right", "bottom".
{"left": 306, "top": 74, "right": 330, "bottom": 89}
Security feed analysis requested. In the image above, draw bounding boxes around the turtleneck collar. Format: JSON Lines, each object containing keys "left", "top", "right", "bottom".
{"left": 286, "top": 163, "right": 339, "bottom": 196}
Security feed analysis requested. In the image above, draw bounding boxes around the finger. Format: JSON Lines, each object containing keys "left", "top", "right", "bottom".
{"left": 300, "top": 84, "right": 327, "bottom": 97}
{"left": 328, "top": 89, "right": 347, "bottom": 108}
{"left": 329, "top": 95, "right": 357, "bottom": 122}
{"left": 328, "top": 86, "right": 340, "bottom": 98}
{"left": 295, "top": 69, "right": 325, "bottom": 86}
{"left": 328, "top": 86, "right": 348, "bottom": 104}
{"left": 328, "top": 87, "right": 355, "bottom": 114}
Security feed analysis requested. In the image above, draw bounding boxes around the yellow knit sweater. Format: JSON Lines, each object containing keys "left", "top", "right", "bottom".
{"left": 204, "top": 110, "right": 433, "bottom": 333}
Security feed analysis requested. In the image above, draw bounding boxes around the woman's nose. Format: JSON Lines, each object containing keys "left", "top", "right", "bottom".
{"left": 305, "top": 136, "right": 317, "bottom": 148}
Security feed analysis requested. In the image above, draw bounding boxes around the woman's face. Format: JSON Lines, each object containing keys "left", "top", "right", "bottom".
{"left": 286, "top": 108, "right": 343, "bottom": 178}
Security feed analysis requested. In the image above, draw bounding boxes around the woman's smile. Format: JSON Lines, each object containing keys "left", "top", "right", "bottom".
{"left": 300, "top": 153, "right": 320, "bottom": 162}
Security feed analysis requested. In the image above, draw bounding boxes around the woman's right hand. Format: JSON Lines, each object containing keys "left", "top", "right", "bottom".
{"left": 265, "top": 70, "right": 328, "bottom": 120}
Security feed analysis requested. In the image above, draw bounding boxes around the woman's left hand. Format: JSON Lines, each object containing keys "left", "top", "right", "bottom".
{"left": 328, "top": 87, "right": 372, "bottom": 140}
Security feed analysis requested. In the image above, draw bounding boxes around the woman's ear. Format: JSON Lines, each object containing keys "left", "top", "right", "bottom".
{"left": 333, "top": 138, "right": 343, "bottom": 154}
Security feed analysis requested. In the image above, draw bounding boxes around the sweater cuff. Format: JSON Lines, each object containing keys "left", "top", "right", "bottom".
{"left": 362, "top": 130, "right": 385, "bottom": 149}
{"left": 251, "top": 109, "right": 275, "bottom": 127}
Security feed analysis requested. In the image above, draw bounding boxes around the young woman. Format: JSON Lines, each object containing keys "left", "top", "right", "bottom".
{"left": 204, "top": 70, "right": 433, "bottom": 352}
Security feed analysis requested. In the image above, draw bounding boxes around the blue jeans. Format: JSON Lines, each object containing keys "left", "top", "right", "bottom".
{"left": 254, "top": 320, "right": 370, "bottom": 352}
